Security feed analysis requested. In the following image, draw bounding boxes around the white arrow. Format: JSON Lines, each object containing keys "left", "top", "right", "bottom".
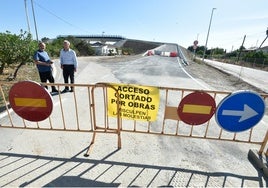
{"left": 222, "top": 104, "right": 258, "bottom": 122}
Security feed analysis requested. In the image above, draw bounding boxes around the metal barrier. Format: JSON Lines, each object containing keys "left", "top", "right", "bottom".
{"left": 0, "top": 81, "right": 268, "bottom": 156}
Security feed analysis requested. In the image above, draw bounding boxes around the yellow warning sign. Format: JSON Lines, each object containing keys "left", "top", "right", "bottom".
{"left": 108, "top": 83, "right": 160, "bottom": 121}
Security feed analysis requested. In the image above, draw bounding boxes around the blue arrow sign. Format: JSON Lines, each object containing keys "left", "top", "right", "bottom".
{"left": 215, "top": 90, "right": 266, "bottom": 132}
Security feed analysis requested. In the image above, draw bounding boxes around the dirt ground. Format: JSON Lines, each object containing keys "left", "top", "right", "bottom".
{"left": 184, "top": 59, "right": 265, "bottom": 93}
{"left": 179, "top": 47, "right": 266, "bottom": 93}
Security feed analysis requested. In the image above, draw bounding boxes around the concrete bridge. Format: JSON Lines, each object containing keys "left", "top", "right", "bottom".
{"left": 57, "top": 34, "right": 126, "bottom": 43}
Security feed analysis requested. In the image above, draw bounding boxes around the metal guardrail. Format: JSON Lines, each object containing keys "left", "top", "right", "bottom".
{"left": 0, "top": 81, "right": 268, "bottom": 156}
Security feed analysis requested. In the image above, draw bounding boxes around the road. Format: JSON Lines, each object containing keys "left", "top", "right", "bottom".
{"left": 0, "top": 43, "right": 267, "bottom": 187}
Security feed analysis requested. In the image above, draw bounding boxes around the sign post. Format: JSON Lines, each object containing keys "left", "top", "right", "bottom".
{"left": 9, "top": 81, "right": 53, "bottom": 122}
{"left": 193, "top": 40, "right": 198, "bottom": 60}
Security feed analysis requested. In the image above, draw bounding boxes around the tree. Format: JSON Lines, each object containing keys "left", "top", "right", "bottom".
{"left": 46, "top": 36, "right": 95, "bottom": 57}
{"left": 41, "top": 37, "right": 50, "bottom": 43}
{"left": 0, "top": 31, "right": 17, "bottom": 74}
{"left": 46, "top": 38, "right": 65, "bottom": 57}
{"left": 0, "top": 30, "right": 36, "bottom": 78}
{"left": 211, "top": 47, "right": 225, "bottom": 55}
{"left": 74, "top": 40, "right": 95, "bottom": 56}
{"left": 12, "top": 30, "right": 36, "bottom": 79}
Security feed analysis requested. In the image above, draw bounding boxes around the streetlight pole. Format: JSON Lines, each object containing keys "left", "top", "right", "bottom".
{"left": 202, "top": 8, "right": 216, "bottom": 62}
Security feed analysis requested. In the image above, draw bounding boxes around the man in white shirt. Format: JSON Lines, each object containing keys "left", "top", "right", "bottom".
{"left": 60, "top": 40, "right": 78, "bottom": 93}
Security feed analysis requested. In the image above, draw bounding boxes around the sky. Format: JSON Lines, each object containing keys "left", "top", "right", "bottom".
{"left": 1, "top": 0, "right": 267, "bottom": 52}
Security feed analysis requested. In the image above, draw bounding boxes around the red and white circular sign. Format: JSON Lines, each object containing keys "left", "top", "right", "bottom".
{"left": 9, "top": 81, "right": 53, "bottom": 122}
{"left": 177, "top": 91, "right": 216, "bottom": 125}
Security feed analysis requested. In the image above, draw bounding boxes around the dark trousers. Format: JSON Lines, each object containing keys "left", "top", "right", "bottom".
{"left": 62, "top": 65, "right": 74, "bottom": 90}
{"left": 39, "top": 71, "right": 57, "bottom": 90}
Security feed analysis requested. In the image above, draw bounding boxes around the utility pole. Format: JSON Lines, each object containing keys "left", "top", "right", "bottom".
{"left": 24, "top": 0, "right": 31, "bottom": 33}
{"left": 202, "top": 8, "right": 216, "bottom": 62}
{"left": 31, "top": 0, "right": 39, "bottom": 42}
{"left": 237, "top": 35, "right": 246, "bottom": 63}
{"left": 259, "top": 27, "right": 268, "bottom": 49}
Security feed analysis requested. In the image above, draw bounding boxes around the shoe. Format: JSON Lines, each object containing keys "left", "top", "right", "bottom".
{"left": 61, "top": 89, "right": 69, "bottom": 93}
{"left": 51, "top": 89, "right": 59, "bottom": 93}
{"left": 69, "top": 89, "right": 73, "bottom": 92}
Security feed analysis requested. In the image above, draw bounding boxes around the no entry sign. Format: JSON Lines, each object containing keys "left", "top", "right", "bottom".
{"left": 9, "top": 81, "right": 53, "bottom": 122}
{"left": 177, "top": 91, "right": 216, "bottom": 125}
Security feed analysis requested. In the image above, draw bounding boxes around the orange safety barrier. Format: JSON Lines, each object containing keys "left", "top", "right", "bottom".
{"left": 0, "top": 81, "right": 268, "bottom": 157}
{"left": 170, "top": 52, "right": 177, "bottom": 57}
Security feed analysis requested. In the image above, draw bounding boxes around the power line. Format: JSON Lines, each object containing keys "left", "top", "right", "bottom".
{"left": 33, "top": 0, "right": 90, "bottom": 33}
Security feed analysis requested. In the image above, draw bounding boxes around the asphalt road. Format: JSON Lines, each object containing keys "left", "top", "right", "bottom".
{"left": 0, "top": 43, "right": 267, "bottom": 187}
